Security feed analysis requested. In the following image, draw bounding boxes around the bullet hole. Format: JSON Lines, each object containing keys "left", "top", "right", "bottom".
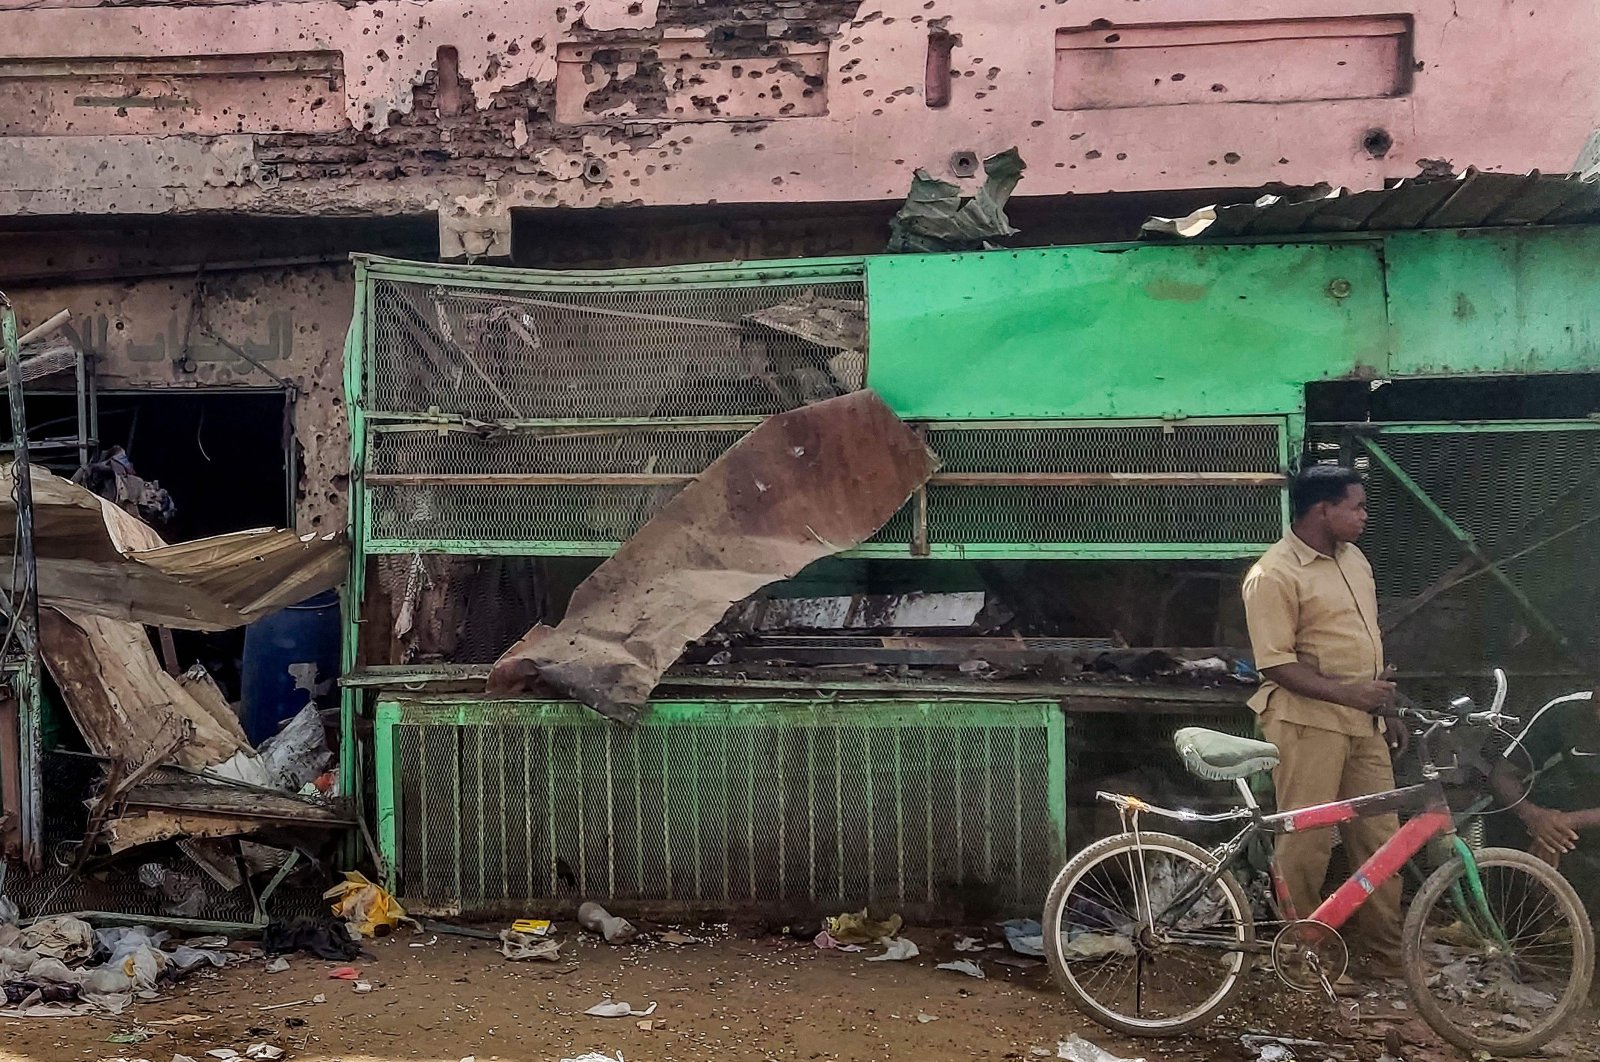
{"left": 1171, "top": 73, "right": 1185, "bottom": 81}
{"left": 987, "top": 66, "right": 1000, "bottom": 78}
{"left": 1115, "top": 152, "right": 1127, "bottom": 160}
{"left": 772, "top": 176, "right": 783, "bottom": 185}
{"left": 1278, "top": 157, "right": 1289, "bottom": 164}
{"left": 1069, "top": 132, "right": 1084, "bottom": 140}
{"left": 1362, "top": 128, "right": 1392, "bottom": 158}
{"left": 1414, "top": 59, "right": 1426, "bottom": 71}
{"left": 1104, "top": 33, "right": 1120, "bottom": 43}
{"left": 1211, "top": 83, "right": 1226, "bottom": 92}
{"left": 376, "top": 49, "right": 389, "bottom": 61}
{"left": 1085, "top": 149, "right": 1101, "bottom": 160}
{"left": 1223, "top": 151, "right": 1240, "bottom": 164}
{"left": 1031, "top": 120, "right": 1043, "bottom": 127}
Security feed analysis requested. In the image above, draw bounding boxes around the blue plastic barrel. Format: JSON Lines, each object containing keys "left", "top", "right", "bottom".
{"left": 241, "top": 589, "right": 342, "bottom": 747}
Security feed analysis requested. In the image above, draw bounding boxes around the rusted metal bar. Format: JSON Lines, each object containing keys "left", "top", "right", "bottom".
{"left": 912, "top": 424, "right": 930, "bottom": 556}
{"left": 448, "top": 289, "right": 745, "bottom": 331}
{"left": 1, "top": 292, "right": 43, "bottom": 870}
{"left": 367, "top": 470, "right": 1286, "bottom": 488}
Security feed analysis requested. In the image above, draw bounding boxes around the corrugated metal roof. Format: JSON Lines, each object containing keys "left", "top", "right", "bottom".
{"left": 1140, "top": 169, "right": 1600, "bottom": 240}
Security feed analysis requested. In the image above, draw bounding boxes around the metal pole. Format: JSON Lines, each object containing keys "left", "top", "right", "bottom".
{"left": 1, "top": 293, "right": 44, "bottom": 869}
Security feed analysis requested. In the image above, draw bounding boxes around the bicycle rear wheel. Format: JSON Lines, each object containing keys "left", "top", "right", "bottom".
{"left": 1404, "top": 847, "right": 1594, "bottom": 1056}
{"left": 1043, "top": 831, "right": 1253, "bottom": 1037}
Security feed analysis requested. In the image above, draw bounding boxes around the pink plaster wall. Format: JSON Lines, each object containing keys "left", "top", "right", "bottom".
{"left": 0, "top": 0, "right": 1593, "bottom": 217}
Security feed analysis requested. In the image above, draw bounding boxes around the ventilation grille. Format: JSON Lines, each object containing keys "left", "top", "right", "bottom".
{"left": 376, "top": 698, "right": 1066, "bottom": 919}
{"left": 366, "top": 276, "right": 866, "bottom": 421}
{"left": 365, "top": 419, "right": 1286, "bottom": 553}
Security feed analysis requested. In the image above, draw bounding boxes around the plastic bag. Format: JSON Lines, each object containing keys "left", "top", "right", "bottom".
{"left": 323, "top": 871, "right": 408, "bottom": 937}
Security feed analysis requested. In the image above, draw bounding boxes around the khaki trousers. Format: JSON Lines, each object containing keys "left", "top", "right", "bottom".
{"left": 1260, "top": 717, "right": 1404, "bottom": 957}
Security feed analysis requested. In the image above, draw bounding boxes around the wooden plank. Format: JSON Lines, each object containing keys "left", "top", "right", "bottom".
{"left": 366, "top": 470, "right": 1286, "bottom": 488}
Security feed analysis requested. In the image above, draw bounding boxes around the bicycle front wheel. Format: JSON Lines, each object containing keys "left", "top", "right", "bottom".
{"left": 1043, "top": 831, "right": 1253, "bottom": 1037}
{"left": 1404, "top": 846, "right": 1595, "bottom": 1057}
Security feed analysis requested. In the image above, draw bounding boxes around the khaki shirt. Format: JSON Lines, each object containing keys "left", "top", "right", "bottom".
{"left": 1242, "top": 533, "right": 1384, "bottom": 737}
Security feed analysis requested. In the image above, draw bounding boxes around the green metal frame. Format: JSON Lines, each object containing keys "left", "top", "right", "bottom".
{"left": 372, "top": 695, "right": 1069, "bottom": 903}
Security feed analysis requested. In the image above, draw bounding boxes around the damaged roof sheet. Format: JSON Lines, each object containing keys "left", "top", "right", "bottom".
{"left": 0, "top": 465, "right": 345, "bottom": 631}
{"left": 1141, "top": 169, "right": 1600, "bottom": 240}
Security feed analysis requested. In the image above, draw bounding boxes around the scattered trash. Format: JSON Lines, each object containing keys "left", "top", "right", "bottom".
{"left": 560, "top": 1054, "right": 624, "bottom": 1062}
{"left": 255, "top": 994, "right": 325, "bottom": 1011}
{"left": 1239, "top": 1033, "right": 1348, "bottom": 1061}
{"left": 264, "top": 957, "right": 290, "bottom": 974}
{"left": 954, "top": 936, "right": 985, "bottom": 952}
{"left": 510, "top": 919, "right": 551, "bottom": 937}
{"left": 1056, "top": 1034, "right": 1147, "bottom": 1062}
{"left": 207, "top": 1051, "right": 241, "bottom": 1061}
{"left": 105, "top": 1028, "right": 152, "bottom": 1044}
{"left": 999, "top": 918, "right": 1046, "bottom": 957}
{"left": 935, "top": 960, "right": 985, "bottom": 979}
{"left": 865, "top": 937, "right": 919, "bottom": 962}
{"left": 174, "top": 1055, "right": 200, "bottom": 1062}
{"left": 917, "top": 1013, "right": 937, "bottom": 1023}
{"left": 577, "top": 902, "right": 637, "bottom": 945}
{"left": 324, "top": 871, "right": 410, "bottom": 938}
{"left": 636, "top": 1019, "right": 657, "bottom": 1031}
{"left": 1059, "top": 933, "right": 1137, "bottom": 960}
{"left": 812, "top": 930, "right": 863, "bottom": 952}
{"left": 353, "top": 980, "right": 374, "bottom": 993}
{"left": 146, "top": 1014, "right": 206, "bottom": 1026}
{"left": 499, "top": 929, "right": 562, "bottom": 962}
{"left": 262, "top": 917, "right": 364, "bottom": 961}
{"left": 657, "top": 931, "right": 699, "bottom": 946}
{"left": 585, "top": 999, "right": 657, "bottom": 1018}
{"left": 408, "top": 935, "right": 439, "bottom": 948}
{"left": 993, "top": 953, "right": 1044, "bottom": 970}
{"left": 327, "top": 967, "right": 360, "bottom": 980}
{"left": 825, "top": 909, "right": 903, "bottom": 945}
{"left": 245, "top": 1046, "right": 285, "bottom": 1061}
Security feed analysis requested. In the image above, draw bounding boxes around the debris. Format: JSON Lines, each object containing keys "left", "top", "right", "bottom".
{"left": 935, "top": 960, "right": 986, "bottom": 979}
{"left": 864, "top": 937, "right": 919, "bottom": 962}
{"left": 499, "top": 930, "right": 562, "bottom": 962}
{"left": 1056, "top": 1034, "right": 1147, "bottom": 1062}
{"left": 0, "top": 465, "right": 343, "bottom": 631}
{"left": 254, "top": 995, "right": 325, "bottom": 1011}
{"left": 576, "top": 902, "right": 636, "bottom": 945}
{"left": 245, "top": 1046, "right": 285, "bottom": 1061}
{"left": 560, "top": 1054, "right": 624, "bottom": 1062}
{"left": 409, "top": 936, "right": 440, "bottom": 948}
{"left": 262, "top": 918, "right": 364, "bottom": 961}
{"left": 657, "top": 930, "right": 698, "bottom": 946}
{"left": 888, "top": 147, "right": 1027, "bottom": 253}
{"left": 723, "top": 592, "right": 984, "bottom": 632}
{"left": 18, "top": 915, "right": 94, "bottom": 962}
{"left": 825, "top": 910, "right": 903, "bottom": 946}
{"left": 327, "top": 967, "right": 361, "bottom": 980}
{"left": 324, "top": 871, "right": 409, "bottom": 938}
{"left": 353, "top": 980, "right": 374, "bottom": 993}
{"left": 813, "top": 931, "right": 863, "bottom": 953}
{"left": 146, "top": 1014, "right": 206, "bottom": 1026}
{"left": 420, "top": 920, "right": 500, "bottom": 942}
{"left": 999, "top": 918, "right": 1046, "bottom": 957}
{"left": 1239, "top": 1034, "right": 1349, "bottom": 1061}
{"left": 256, "top": 703, "right": 334, "bottom": 792}
{"left": 105, "top": 1028, "right": 153, "bottom": 1044}
{"left": 1059, "top": 933, "right": 1137, "bottom": 960}
{"left": 207, "top": 1051, "right": 241, "bottom": 1061}
{"left": 635, "top": 1019, "right": 656, "bottom": 1031}
{"left": 992, "top": 953, "right": 1044, "bottom": 970}
{"left": 264, "top": 958, "right": 290, "bottom": 974}
{"left": 953, "top": 936, "right": 985, "bottom": 952}
{"left": 510, "top": 919, "right": 551, "bottom": 937}
{"left": 585, "top": 1000, "right": 657, "bottom": 1018}
{"left": 917, "top": 1013, "right": 937, "bottom": 1023}
{"left": 487, "top": 391, "right": 939, "bottom": 722}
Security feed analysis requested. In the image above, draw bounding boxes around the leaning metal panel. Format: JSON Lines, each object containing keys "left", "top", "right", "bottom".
{"left": 366, "top": 276, "right": 866, "bottom": 421}
{"left": 376, "top": 698, "right": 1067, "bottom": 918}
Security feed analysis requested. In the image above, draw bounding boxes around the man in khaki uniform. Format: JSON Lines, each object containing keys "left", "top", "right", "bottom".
{"left": 1243, "top": 464, "right": 1403, "bottom": 980}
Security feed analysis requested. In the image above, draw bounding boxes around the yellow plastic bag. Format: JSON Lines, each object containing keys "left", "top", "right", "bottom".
{"left": 323, "top": 871, "right": 408, "bottom": 937}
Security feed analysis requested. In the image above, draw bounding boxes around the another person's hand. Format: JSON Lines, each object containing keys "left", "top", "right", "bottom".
{"left": 1384, "top": 719, "right": 1409, "bottom": 759}
{"left": 1529, "top": 838, "right": 1564, "bottom": 869}
{"left": 1520, "top": 805, "right": 1580, "bottom": 855}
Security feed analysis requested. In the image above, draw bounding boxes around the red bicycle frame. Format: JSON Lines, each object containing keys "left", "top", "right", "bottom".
{"left": 1261, "top": 780, "right": 1455, "bottom": 928}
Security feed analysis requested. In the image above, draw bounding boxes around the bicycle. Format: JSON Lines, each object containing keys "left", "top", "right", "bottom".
{"left": 1042, "top": 669, "right": 1595, "bottom": 1056}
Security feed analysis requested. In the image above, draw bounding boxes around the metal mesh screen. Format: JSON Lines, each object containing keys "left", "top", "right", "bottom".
{"left": 367, "top": 419, "right": 1286, "bottom": 552}
{"left": 378, "top": 699, "right": 1065, "bottom": 919}
{"left": 1361, "top": 427, "right": 1600, "bottom": 666}
{"left": 367, "top": 277, "right": 866, "bottom": 420}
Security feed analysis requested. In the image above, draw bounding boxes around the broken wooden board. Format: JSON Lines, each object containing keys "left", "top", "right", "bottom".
{"left": 0, "top": 466, "right": 344, "bottom": 631}
{"left": 39, "top": 607, "right": 252, "bottom": 771}
{"left": 104, "top": 782, "right": 349, "bottom": 853}
{"left": 487, "top": 390, "right": 939, "bottom": 723}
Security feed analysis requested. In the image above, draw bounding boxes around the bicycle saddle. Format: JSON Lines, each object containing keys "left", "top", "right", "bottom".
{"left": 1173, "top": 727, "right": 1279, "bottom": 781}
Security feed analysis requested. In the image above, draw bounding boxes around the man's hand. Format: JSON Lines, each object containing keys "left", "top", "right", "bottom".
{"left": 1529, "top": 838, "right": 1564, "bottom": 868}
{"left": 1520, "top": 804, "right": 1580, "bottom": 855}
{"left": 1385, "top": 719, "right": 1410, "bottom": 758}
{"left": 1344, "top": 679, "right": 1398, "bottom": 714}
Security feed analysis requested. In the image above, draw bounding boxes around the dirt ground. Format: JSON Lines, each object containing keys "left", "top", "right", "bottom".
{"left": 4, "top": 925, "right": 1598, "bottom": 1062}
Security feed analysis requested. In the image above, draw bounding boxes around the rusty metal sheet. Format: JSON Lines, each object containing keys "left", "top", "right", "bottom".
{"left": 0, "top": 465, "right": 344, "bottom": 631}
{"left": 486, "top": 390, "right": 939, "bottom": 723}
